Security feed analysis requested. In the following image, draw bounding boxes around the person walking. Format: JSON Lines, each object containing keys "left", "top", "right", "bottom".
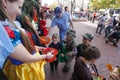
{"left": 96, "top": 14, "right": 106, "bottom": 35}
{"left": 104, "top": 12, "right": 115, "bottom": 37}
{"left": 92, "top": 11, "right": 97, "bottom": 23}
{"left": 50, "top": 6, "right": 73, "bottom": 41}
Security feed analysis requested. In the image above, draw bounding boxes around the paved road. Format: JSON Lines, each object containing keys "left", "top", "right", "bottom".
{"left": 44, "top": 19, "right": 120, "bottom": 80}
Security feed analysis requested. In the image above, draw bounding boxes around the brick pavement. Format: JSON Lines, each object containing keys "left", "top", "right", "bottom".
{"left": 44, "top": 19, "right": 120, "bottom": 80}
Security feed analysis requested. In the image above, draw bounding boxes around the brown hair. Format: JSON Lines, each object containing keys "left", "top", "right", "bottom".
{"left": 0, "top": 0, "right": 35, "bottom": 53}
{"left": 83, "top": 46, "right": 101, "bottom": 60}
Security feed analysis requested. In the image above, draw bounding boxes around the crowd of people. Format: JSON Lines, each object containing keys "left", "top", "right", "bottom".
{"left": 95, "top": 11, "right": 120, "bottom": 47}
{"left": 0, "top": 0, "right": 120, "bottom": 80}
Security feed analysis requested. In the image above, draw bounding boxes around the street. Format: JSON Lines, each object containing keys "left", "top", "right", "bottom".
{"left": 45, "top": 19, "right": 120, "bottom": 80}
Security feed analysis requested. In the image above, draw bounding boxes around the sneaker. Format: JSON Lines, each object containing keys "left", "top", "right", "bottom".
{"left": 113, "top": 44, "right": 118, "bottom": 47}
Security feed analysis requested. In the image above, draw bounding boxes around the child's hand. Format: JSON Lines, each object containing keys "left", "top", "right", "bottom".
{"left": 66, "top": 52, "right": 73, "bottom": 56}
{"left": 46, "top": 52, "right": 54, "bottom": 59}
{"left": 61, "top": 53, "right": 64, "bottom": 57}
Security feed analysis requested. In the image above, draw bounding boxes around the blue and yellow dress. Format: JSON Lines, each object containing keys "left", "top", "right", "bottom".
{"left": 2, "top": 23, "right": 46, "bottom": 80}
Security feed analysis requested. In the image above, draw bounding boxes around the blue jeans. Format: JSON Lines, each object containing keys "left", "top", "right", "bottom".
{"left": 59, "top": 29, "right": 69, "bottom": 41}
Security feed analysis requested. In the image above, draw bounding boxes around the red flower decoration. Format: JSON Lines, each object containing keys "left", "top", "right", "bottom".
{"left": 4, "top": 25, "right": 15, "bottom": 38}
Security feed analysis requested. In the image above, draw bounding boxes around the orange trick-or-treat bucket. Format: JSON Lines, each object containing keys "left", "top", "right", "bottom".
{"left": 106, "top": 64, "right": 113, "bottom": 72}
{"left": 42, "top": 48, "right": 58, "bottom": 62}
{"left": 40, "top": 36, "right": 50, "bottom": 44}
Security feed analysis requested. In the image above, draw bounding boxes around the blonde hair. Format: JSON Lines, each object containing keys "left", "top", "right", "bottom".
{"left": 0, "top": 0, "right": 35, "bottom": 53}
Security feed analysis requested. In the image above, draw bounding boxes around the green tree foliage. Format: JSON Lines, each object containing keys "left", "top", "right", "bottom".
{"left": 90, "top": 0, "right": 120, "bottom": 10}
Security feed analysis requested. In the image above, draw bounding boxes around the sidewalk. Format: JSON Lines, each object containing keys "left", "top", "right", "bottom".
{"left": 45, "top": 19, "right": 120, "bottom": 80}
{"left": 81, "top": 20, "right": 98, "bottom": 27}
